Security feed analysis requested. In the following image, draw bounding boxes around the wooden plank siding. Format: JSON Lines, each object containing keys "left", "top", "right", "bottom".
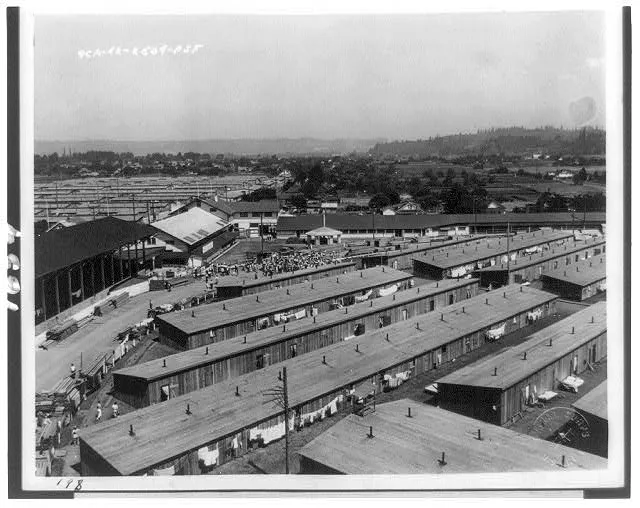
{"left": 437, "top": 302, "right": 607, "bottom": 426}
{"left": 357, "top": 235, "right": 488, "bottom": 270}
{"left": 114, "top": 278, "right": 481, "bottom": 408}
{"left": 541, "top": 255, "right": 607, "bottom": 301}
{"left": 474, "top": 240, "right": 606, "bottom": 288}
{"left": 214, "top": 262, "right": 356, "bottom": 299}
{"left": 78, "top": 285, "right": 558, "bottom": 476}
{"left": 412, "top": 230, "right": 575, "bottom": 279}
{"left": 156, "top": 266, "right": 413, "bottom": 350}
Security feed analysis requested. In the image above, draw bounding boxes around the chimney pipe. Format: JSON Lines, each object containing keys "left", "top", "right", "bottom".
{"left": 205, "top": 346, "right": 209, "bottom": 355}
{"left": 186, "top": 404, "right": 191, "bottom": 415}
{"left": 561, "top": 455, "right": 566, "bottom": 468}
{"left": 477, "top": 429, "right": 482, "bottom": 440}
{"left": 256, "top": 296, "right": 259, "bottom": 302}
{"left": 314, "top": 316, "right": 316, "bottom": 323}
{"left": 191, "top": 310, "right": 195, "bottom": 317}
{"left": 235, "top": 386, "right": 240, "bottom": 396}
{"left": 523, "top": 351, "right": 527, "bottom": 360}
{"left": 129, "top": 424, "right": 135, "bottom": 436}
{"left": 355, "top": 344, "right": 360, "bottom": 353}
{"left": 223, "top": 303, "right": 226, "bottom": 310}
{"left": 244, "top": 336, "right": 247, "bottom": 343}
{"left": 322, "top": 355, "right": 326, "bottom": 364}
{"left": 278, "top": 371, "right": 282, "bottom": 381}
{"left": 572, "top": 326, "right": 575, "bottom": 334}
{"left": 407, "top": 407, "right": 412, "bottom": 418}
{"left": 163, "top": 359, "right": 166, "bottom": 367}
{"left": 485, "top": 298, "right": 489, "bottom": 305}
{"left": 439, "top": 452, "right": 447, "bottom": 466}
{"left": 368, "top": 426, "right": 374, "bottom": 438}
{"left": 591, "top": 316, "right": 594, "bottom": 323}
{"left": 493, "top": 367, "right": 497, "bottom": 376}
{"left": 386, "top": 333, "right": 389, "bottom": 341}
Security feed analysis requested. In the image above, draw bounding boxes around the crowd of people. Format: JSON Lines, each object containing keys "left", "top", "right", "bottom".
{"left": 203, "top": 249, "right": 345, "bottom": 286}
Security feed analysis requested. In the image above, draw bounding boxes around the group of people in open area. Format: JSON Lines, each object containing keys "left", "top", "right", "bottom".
{"left": 93, "top": 400, "right": 120, "bottom": 423}
{"left": 202, "top": 249, "right": 344, "bottom": 285}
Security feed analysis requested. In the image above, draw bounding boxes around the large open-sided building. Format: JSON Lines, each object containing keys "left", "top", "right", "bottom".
{"left": 541, "top": 255, "right": 607, "bottom": 301}
{"left": 155, "top": 266, "right": 413, "bottom": 349}
{"left": 214, "top": 262, "right": 356, "bottom": 299}
{"left": 35, "top": 216, "right": 157, "bottom": 325}
{"left": 412, "top": 230, "right": 574, "bottom": 279}
{"left": 436, "top": 302, "right": 607, "bottom": 426}
{"left": 297, "top": 399, "right": 607, "bottom": 474}
{"left": 114, "top": 278, "right": 480, "bottom": 407}
{"left": 473, "top": 238, "right": 606, "bottom": 287}
{"left": 79, "top": 285, "right": 557, "bottom": 476}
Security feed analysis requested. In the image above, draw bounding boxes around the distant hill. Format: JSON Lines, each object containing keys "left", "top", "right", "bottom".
{"left": 35, "top": 138, "right": 386, "bottom": 157}
{"left": 370, "top": 127, "right": 605, "bottom": 157}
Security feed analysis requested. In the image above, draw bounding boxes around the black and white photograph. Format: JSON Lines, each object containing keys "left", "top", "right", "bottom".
{"left": 2, "top": 0, "right": 631, "bottom": 499}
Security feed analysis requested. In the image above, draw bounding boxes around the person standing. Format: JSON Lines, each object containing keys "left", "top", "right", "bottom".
{"left": 95, "top": 403, "right": 102, "bottom": 422}
{"left": 71, "top": 426, "right": 79, "bottom": 446}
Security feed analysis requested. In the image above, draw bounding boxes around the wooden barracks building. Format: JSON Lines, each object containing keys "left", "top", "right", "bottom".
{"left": 297, "top": 399, "right": 607, "bottom": 474}
{"left": 79, "top": 285, "right": 557, "bottom": 476}
{"left": 473, "top": 237, "right": 606, "bottom": 288}
{"left": 412, "top": 230, "right": 574, "bottom": 280}
{"left": 155, "top": 266, "right": 413, "bottom": 350}
{"left": 436, "top": 301, "right": 607, "bottom": 426}
{"left": 114, "top": 278, "right": 480, "bottom": 407}
{"left": 541, "top": 255, "right": 607, "bottom": 301}
{"left": 214, "top": 261, "right": 356, "bottom": 299}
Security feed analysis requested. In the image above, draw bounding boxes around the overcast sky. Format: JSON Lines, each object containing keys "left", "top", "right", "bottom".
{"left": 35, "top": 12, "right": 605, "bottom": 141}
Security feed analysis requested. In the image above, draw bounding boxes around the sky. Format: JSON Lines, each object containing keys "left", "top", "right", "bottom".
{"left": 35, "top": 12, "right": 606, "bottom": 141}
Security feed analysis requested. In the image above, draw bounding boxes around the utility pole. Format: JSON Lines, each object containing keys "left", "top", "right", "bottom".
{"left": 506, "top": 221, "right": 511, "bottom": 284}
{"left": 283, "top": 367, "right": 290, "bottom": 475}
{"left": 263, "top": 367, "right": 291, "bottom": 474}
{"left": 372, "top": 210, "right": 376, "bottom": 243}
{"left": 260, "top": 213, "right": 264, "bottom": 260}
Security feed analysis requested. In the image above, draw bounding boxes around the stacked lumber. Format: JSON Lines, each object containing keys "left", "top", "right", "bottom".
{"left": 84, "top": 352, "right": 109, "bottom": 391}
{"left": 45, "top": 319, "right": 79, "bottom": 341}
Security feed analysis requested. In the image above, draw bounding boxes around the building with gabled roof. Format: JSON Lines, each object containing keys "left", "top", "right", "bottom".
{"left": 151, "top": 207, "right": 233, "bottom": 267}
{"left": 297, "top": 399, "right": 606, "bottom": 474}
